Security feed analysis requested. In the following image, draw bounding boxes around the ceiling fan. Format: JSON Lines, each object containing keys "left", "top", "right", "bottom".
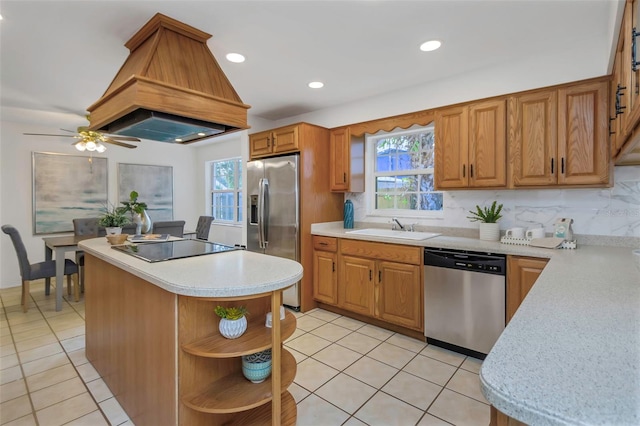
{"left": 24, "top": 125, "right": 140, "bottom": 152}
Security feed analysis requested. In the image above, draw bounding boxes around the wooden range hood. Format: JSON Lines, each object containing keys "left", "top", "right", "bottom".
{"left": 87, "top": 13, "right": 250, "bottom": 144}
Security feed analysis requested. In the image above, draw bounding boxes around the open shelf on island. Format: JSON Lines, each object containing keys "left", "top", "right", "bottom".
{"left": 181, "top": 311, "right": 297, "bottom": 358}
{"left": 181, "top": 349, "right": 296, "bottom": 413}
{"left": 224, "top": 391, "right": 296, "bottom": 426}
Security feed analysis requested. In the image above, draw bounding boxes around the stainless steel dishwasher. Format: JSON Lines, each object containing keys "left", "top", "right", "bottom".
{"left": 424, "top": 248, "right": 506, "bottom": 359}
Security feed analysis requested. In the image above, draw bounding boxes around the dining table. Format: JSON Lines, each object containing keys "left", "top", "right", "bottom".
{"left": 42, "top": 234, "right": 96, "bottom": 311}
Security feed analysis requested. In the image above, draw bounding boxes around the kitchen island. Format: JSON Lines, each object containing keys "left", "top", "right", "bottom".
{"left": 78, "top": 238, "right": 303, "bottom": 426}
{"left": 311, "top": 222, "right": 640, "bottom": 426}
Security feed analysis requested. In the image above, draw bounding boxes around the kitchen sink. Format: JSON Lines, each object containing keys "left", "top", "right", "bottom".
{"left": 345, "top": 228, "right": 441, "bottom": 240}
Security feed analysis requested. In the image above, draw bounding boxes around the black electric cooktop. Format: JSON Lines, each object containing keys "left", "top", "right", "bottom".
{"left": 111, "top": 239, "right": 238, "bottom": 263}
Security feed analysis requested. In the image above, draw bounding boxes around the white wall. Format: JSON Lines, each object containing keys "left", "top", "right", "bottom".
{"left": 0, "top": 120, "right": 200, "bottom": 288}
{"left": 192, "top": 132, "right": 247, "bottom": 247}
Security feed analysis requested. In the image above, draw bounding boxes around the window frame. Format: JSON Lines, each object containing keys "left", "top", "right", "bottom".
{"left": 365, "top": 124, "right": 443, "bottom": 219}
{"left": 209, "top": 157, "right": 243, "bottom": 224}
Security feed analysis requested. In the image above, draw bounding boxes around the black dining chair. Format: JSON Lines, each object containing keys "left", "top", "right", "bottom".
{"left": 195, "top": 216, "right": 214, "bottom": 240}
{"left": 2, "top": 225, "right": 79, "bottom": 312}
{"left": 152, "top": 220, "right": 186, "bottom": 237}
{"left": 72, "top": 218, "right": 105, "bottom": 291}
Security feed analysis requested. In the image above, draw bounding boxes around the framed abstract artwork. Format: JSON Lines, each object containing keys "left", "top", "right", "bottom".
{"left": 32, "top": 152, "right": 108, "bottom": 234}
{"left": 117, "top": 163, "right": 174, "bottom": 222}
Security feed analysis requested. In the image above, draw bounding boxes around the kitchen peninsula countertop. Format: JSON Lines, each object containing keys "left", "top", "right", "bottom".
{"left": 79, "top": 237, "right": 303, "bottom": 297}
{"left": 311, "top": 222, "right": 640, "bottom": 425}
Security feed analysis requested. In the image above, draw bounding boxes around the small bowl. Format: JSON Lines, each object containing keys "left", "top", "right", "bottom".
{"left": 106, "top": 234, "right": 128, "bottom": 245}
{"left": 242, "top": 349, "right": 272, "bottom": 383}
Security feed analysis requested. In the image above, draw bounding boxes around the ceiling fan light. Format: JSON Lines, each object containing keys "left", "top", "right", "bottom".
{"left": 96, "top": 143, "right": 107, "bottom": 153}
{"left": 75, "top": 142, "right": 86, "bottom": 151}
{"left": 85, "top": 141, "right": 97, "bottom": 151}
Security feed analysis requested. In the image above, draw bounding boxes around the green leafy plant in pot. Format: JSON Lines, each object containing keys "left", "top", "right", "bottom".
{"left": 98, "top": 203, "right": 129, "bottom": 235}
{"left": 467, "top": 201, "right": 503, "bottom": 241}
{"left": 215, "top": 306, "right": 248, "bottom": 339}
{"left": 119, "top": 191, "right": 150, "bottom": 233}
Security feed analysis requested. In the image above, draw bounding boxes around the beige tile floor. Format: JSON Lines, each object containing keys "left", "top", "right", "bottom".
{"left": 1, "top": 282, "right": 490, "bottom": 426}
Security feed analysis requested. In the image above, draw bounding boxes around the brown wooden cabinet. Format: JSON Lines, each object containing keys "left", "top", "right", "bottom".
{"left": 329, "top": 127, "right": 365, "bottom": 192}
{"left": 506, "top": 255, "right": 549, "bottom": 324}
{"left": 435, "top": 99, "right": 506, "bottom": 189}
{"left": 336, "top": 239, "right": 423, "bottom": 331}
{"left": 249, "top": 124, "right": 299, "bottom": 159}
{"left": 248, "top": 123, "right": 344, "bottom": 312}
{"left": 509, "top": 79, "right": 609, "bottom": 187}
{"left": 313, "top": 236, "right": 338, "bottom": 305}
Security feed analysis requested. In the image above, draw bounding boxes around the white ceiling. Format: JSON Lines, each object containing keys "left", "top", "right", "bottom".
{"left": 0, "top": 0, "right": 623, "bottom": 131}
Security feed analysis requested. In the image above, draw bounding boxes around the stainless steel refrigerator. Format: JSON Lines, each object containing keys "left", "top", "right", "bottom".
{"left": 246, "top": 154, "right": 300, "bottom": 309}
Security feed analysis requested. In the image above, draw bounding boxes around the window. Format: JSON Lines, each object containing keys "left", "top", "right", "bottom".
{"left": 210, "top": 158, "right": 242, "bottom": 223}
{"left": 368, "top": 125, "right": 443, "bottom": 215}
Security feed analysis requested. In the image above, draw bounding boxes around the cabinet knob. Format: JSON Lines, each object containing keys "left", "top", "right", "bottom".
{"left": 551, "top": 158, "right": 555, "bottom": 174}
{"left": 470, "top": 164, "right": 474, "bottom": 179}
{"left": 378, "top": 271, "right": 382, "bottom": 283}
{"left": 462, "top": 164, "right": 466, "bottom": 178}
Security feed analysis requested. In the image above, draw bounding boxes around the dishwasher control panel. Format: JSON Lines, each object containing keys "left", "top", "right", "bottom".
{"left": 424, "top": 248, "right": 506, "bottom": 276}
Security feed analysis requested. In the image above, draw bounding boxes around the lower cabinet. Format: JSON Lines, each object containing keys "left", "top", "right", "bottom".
{"left": 313, "top": 237, "right": 423, "bottom": 332}
{"left": 312, "top": 236, "right": 338, "bottom": 304}
{"left": 506, "top": 255, "right": 549, "bottom": 323}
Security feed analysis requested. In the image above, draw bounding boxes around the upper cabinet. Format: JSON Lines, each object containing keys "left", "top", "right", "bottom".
{"left": 509, "top": 79, "right": 609, "bottom": 187}
{"left": 249, "top": 124, "right": 299, "bottom": 159}
{"left": 435, "top": 99, "right": 507, "bottom": 189}
{"left": 610, "top": 0, "right": 640, "bottom": 165}
{"left": 329, "top": 127, "right": 365, "bottom": 192}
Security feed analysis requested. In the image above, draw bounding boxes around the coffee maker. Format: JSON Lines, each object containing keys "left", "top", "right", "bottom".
{"left": 554, "top": 218, "right": 574, "bottom": 241}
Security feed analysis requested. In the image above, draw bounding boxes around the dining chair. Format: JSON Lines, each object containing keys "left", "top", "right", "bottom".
{"left": 121, "top": 223, "right": 137, "bottom": 235}
{"left": 195, "top": 216, "right": 214, "bottom": 240}
{"left": 2, "top": 225, "right": 79, "bottom": 312}
{"left": 152, "top": 220, "right": 186, "bottom": 237}
{"left": 72, "top": 218, "right": 105, "bottom": 291}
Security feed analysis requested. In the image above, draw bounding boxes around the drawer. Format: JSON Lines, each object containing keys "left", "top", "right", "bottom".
{"left": 313, "top": 236, "right": 338, "bottom": 252}
{"left": 339, "top": 239, "right": 421, "bottom": 265}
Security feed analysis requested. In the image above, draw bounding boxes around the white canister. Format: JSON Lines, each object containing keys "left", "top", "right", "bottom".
{"left": 505, "top": 227, "right": 525, "bottom": 239}
{"left": 526, "top": 227, "right": 545, "bottom": 239}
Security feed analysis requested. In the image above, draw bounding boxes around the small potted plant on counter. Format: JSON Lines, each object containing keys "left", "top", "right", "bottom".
{"left": 99, "top": 203, "right": 129, "bottom": 235}
{"left": 215, "top": 305, "right": 248, "bottom": 339}
{"left": 467, "top": 201, "right": 503, "bottom": 241}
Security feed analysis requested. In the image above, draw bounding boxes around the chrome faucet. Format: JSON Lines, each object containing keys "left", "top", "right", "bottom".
{"left": 392, "top": 217, "right": 405, "bottom": 231}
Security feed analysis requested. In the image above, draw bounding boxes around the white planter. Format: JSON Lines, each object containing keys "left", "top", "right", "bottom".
{"left": 219, "top": 316, "right": 247, "bottom": 339}
{"left": 479, "top": 222, "right": 500, "bottom": 241}
{"left": 105, "top": 227, "right": 122, "bottom": 235}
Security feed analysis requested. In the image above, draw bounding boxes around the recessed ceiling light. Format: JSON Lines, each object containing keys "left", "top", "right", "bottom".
{"left": 420, "top": 40, "right": 441, "bottom": 52}
{"left": 308, "top": 81, "right": 324, "bottom": 89}
{"left": 226, "top": 53, "right": 245, "bottom": 63}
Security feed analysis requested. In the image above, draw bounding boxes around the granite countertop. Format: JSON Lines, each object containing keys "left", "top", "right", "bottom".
{"left": 311, "top": 221, "right": 640, "bottom": 425}
{"left": 79, "top": 238, "right": 303, "bottom": 298}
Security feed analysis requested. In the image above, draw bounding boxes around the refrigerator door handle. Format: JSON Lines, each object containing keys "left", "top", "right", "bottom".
{"left": 258, "top": 178, "right": 269, "bottom": 249}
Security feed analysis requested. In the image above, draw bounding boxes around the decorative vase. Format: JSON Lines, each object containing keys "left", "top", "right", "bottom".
{"left": 134, "top": 210, "right": 152, "bottom": 234}
{"left": 242, "top": 349, "right": 272, "bottom": 383}
{"left": 479, "top": 222, "right": 500, "bottom": 241}
{"left": 344, "top": 199, "right": 354, "bottom": 229}
{"left": 105, "top": 227, "right": 122, "bottom": 235}
{"left": 218, "top": 316, "right": 247, "bottom": 339}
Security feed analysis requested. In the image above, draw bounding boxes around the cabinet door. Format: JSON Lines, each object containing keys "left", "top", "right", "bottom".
{"left": 330, "top": 127, "right": 350, "bottom": 191}
{"left": 509, "top": 91, "right": 557, "bottom": 186}
{"left": 249, "top": 130, "right": 273, "bottom": 158}
{"left": 273, "top": 125, "right": 299, "bottom": 154}
{"left": 338, "top": 255, "right": 375, "bottom": 317}
{"left": 376, "top": 261, "right": 422, "bottom": 330}
{"left": 506, "top": 256, "right": 549, "bottom": 324}
{"left": 435, "top": 105, "right": 469, "bottom": 189}
{"left": 557, "top": 81, "right": 609, "bottom": 186}
{"left": 313, "top": 250, "right": 337, "bottom": 305}
{"left": 469, "top": 99, "right": 507, "bottom": 188}
{"left": 611, "top": 50, "right": 624, "bottom": 158}
{"left": 629, "top": 0, "right": 640, "bottom": 130}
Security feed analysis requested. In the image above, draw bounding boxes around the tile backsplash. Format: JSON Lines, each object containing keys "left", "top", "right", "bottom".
{"left": 346, "top": 166, "right": 640, "bottom": 238}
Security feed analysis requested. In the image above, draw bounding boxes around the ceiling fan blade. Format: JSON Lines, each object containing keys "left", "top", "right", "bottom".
{"left": 24, "top": 133, "right": 79, "bottom": 138}
{"left": 103, "top": 139, "right": 137, "bottom": 149}
{"left": 105, "top": 135, "right": 141, "bottom": 142}
{"left": 60, "top": 128, "right": 76, "bottom": 133}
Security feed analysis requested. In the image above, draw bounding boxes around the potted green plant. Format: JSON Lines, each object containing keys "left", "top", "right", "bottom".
{"left": 98, "top": 203, "right": 129, "bottom": 235}
{"left": 467, "top": 201, "right": 503, "bottom": 241}
{"left": 215, "top": 306, "right": 248, "bottom": 339}
{"left": 119, "top": 191, "right": 150, "bottom": 234}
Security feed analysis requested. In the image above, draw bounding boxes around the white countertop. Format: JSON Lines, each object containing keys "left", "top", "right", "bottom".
{"left": 79, "top": 238, "right": 303, "bottom": 298}
{"left": 312, "top": 222, "right": 640, "bottom": 425}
